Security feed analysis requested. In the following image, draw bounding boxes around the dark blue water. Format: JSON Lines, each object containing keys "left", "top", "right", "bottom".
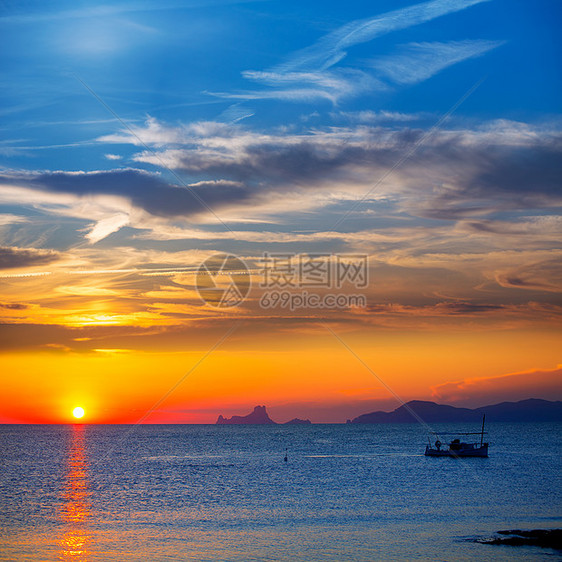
{"left": 1, "top": 423, "right": 561, "bottom": 561}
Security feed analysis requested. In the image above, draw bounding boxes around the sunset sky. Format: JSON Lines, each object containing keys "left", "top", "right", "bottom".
{"left": 0, "top": 0, "right": 561, "bottom": 423}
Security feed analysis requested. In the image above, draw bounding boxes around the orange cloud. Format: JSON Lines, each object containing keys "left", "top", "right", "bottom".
{"left": 431, "top": 365, "right": 562, "bottom": 407}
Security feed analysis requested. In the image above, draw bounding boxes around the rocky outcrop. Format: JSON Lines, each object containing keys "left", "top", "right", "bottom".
{"left": 475, "top": 529, "right": 562, "bottom": 550}
{"left": 284, "top": 418, "right": 312, "bottom": 425}
{"left": 216, "top": 405, "right": 276, "bottom": 424}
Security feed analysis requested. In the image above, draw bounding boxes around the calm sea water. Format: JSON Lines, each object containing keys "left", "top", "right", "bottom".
{"left": 0, "top": 423, "right": 561, "bottom": 561}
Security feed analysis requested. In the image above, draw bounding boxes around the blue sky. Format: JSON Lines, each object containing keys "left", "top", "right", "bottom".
{"left": 1, "top": 0, "right": 560, "bottom": 174}
{"left": 0, "top": 0, "right": 560, "bottom": 247}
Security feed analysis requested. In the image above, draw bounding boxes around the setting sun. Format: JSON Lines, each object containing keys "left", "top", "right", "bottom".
{"left": 72, "top": 407, "right": 85, "bottom": 420}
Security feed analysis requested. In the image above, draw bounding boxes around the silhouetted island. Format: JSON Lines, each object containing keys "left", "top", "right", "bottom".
{"left": 284, "top": 418, "right": 312, "bottom": 425}
{"left": 216, "top": 405, "right": 276, "bottom": 424}
{"left": 348, "top": 398, "right": 562, "bottom": 424}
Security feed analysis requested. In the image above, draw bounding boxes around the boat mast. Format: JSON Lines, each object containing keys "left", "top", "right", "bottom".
{"left": 480, "top": 414, "right": 485, "bottom": 447}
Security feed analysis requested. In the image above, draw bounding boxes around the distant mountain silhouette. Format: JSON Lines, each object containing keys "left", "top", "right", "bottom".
{"left": 349, "top": 399, "right": 562, "bottom": 423}
{"left": 284, "top": 418, "right": 312, "bottom": 425}
{"left": 216, "top": 405, "right": 276, "bottom": 425}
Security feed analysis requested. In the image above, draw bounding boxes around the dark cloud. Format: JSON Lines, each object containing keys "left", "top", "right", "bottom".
{"left": 0, "top": 246, "right": 59, "bottom": 269}
{"left": 27, "top": 170, "right": 251, "bottom": 219}
{"left": 148, "top": 128, "right": 562, "bottom": 218}
{"left": 0, "top": 322, "right": 168, "bottom": 352}
{"left": 495, "top": 258, "right": 562, "bottom": 292}
{"left": 366, "top": 302, "right": 506, "bottom": 316}
{"left": 0, "top": 303, "right": 28, "bottom": 310}
{"left": 2, "top": 125, "right": 561, "bottom": 221}
{"left": 171, "top": 141, "right": 398, "bottom": 184}
{"left": 435, "top": 302, "right": 505, "bottom": 314}
{"left": 470, "top": 144, "right": 562, "bottom": 197}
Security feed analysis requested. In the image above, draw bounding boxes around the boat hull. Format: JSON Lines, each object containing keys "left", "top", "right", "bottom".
{"left": 425, "top": 444, "right": 488, "bottom": 458}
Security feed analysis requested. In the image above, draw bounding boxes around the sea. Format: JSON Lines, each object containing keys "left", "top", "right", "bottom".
{"left": 1, "top": 422, "right": 561, "bottom": 561}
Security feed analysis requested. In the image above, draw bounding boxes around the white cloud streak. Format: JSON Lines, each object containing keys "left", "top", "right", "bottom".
{"left": 370, "top": 40, "right": 504, "bottom": 85}
{"left": 0, "top": 183, "right": 133, "bottom": 244}
{"left": 275, "top": 0, "right": 491, "bottom": 73}
{"left": 0, "top": 214, "right": 28, "bottom": 227}
{"left": 217, "top": 0, "right": 495, "bottom": 104}
{"left": 85, "top": 213, "right": 130, "bottom": 244}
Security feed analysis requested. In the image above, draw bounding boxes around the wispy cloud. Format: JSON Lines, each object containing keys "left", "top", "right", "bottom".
{"left": 217, "top": 104, "right": 256, "bottom": 124}
{"left": 370, "top": 40, "right": 504, "bottom": 85}
{"left": 331, "top": 110, "right": 426, "bottom": 123}
{"left": 217, "top": 0, "right": 496, "bottom": 103}
{"left": 0, "top": 214, "right": 28, "bottom": 227}
{"left": 275, "top": 0, "right": 491, "bottom": 73}
{"left": 208, "top": 71, "right": 380, "bottom": 103}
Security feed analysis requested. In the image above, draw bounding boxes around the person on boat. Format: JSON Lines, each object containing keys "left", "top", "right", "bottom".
{"left": 450, "top": 438, "right": 461, "bottom": 451}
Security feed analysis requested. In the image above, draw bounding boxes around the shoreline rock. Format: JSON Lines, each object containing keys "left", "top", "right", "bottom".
{"left": 475, "top": 529, "right": 562, "bottom": 550}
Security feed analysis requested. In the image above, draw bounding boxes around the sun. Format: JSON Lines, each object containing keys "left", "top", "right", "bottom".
{"left": 72, "top": 406, "right": 85, "bottom": 419}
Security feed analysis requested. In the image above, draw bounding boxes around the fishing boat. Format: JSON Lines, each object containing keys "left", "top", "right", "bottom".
{"left": 425, "top": 415, "right": 489, "bottom": 457}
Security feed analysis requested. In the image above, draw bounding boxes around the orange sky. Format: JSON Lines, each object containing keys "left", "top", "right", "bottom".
{"left": 1, "top": 245, "right": 561, "bottom": 423}
{"left": 1, "top": 298, "right": 560, "bottom": 423}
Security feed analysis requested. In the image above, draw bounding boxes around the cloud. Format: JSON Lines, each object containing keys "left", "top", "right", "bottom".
{"left": 1, "top": 117, "right": 557, "bottom": 243}
{"left": 275, "top": 0, "right": 490, "bottom": 73}
{"left": 494, "top": 258, "right": 562, "bottom": 293}
{"left": 360, "top": 301, "right": 562, "bottom": 321}
{"left": 369, "top": 40, "right": 504, "bottom": 85}
{"left": 468, "top": 142, "right": 562, "bottom": 199}
{"left": 8, "top": 168, "right": 252, "bottom": 220}
{"left": 0, "top": 303, "right": 29, "bottom": 310}
{"left": 105, "top": 153, "right": 122, "bottom": 161}
{"left": 98, "top": 116, "right": 186, "bottom": 146}
{"left": 331, "top": 110, "right": 425, "bottom": 123}
{"left": 124, "top": 118, "right": 562, "bottom": 219}
{"left": 3, "top": 119, "right": 561, "bottom": 242}
{"left": 0, "top": 233, "right": 558, "bottom": 341}
{"left": 85, "top": 213, "right": 130, "bottom": 244}
{"left": 217, "top": 104, "right": 255, "bottom": 124}
{"left": 214, "top": 0, "right": 495, "bottom": 104}
{"left": 216, "top": 68, "right": 383, "bottom": 103}
{"left": 431, "top": 365, "right": 562, "bottom": 405}
{"left": 0, "top": 247, "right": 59, "bottom": 270}
{"left": 0, "top": 180, "right": 136, "bottom": 245}
{"left": 0, "top": 214, "right": 28, "bottom": 226}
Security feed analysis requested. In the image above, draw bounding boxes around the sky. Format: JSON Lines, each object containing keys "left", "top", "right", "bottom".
{"left": 0, "top": 0, "right": 561, "bottom": 423}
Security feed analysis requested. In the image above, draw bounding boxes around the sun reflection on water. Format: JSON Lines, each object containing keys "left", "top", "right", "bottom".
{"left": 59, "top": 425, "right": 93, "bottom": 560}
